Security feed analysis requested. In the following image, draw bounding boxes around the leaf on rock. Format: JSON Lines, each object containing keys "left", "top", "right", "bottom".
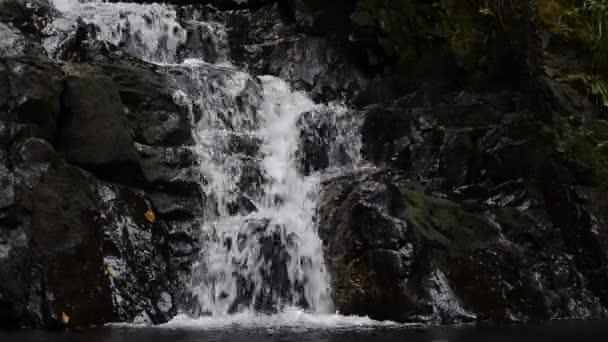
{"left": 61, "top": 312, "right": 70, "bottom": 325}
{"left": 107, "top": 266, "right": 119, "bottom": 278}
{"left": 145, "top": 210, "right": 156, "bottom": 223}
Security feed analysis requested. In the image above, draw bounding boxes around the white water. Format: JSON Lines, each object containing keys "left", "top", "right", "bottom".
{"left": 179, "top": 61, "right": 336, "bottom": 316}
{"left": 160, "top": 309, "right": 399, "bottom": 330}
{"left": 45, "top": 1, "right": 186, "bottom": 63}
{"left": 49, "top": 0, "right": 368, "bottom": 327}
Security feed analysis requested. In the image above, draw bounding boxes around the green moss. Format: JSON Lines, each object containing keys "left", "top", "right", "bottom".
{"left": 397, "top": 182, "right": 496, "bottom": 252}
{"left": 562, "top": 120, "right": 608, "bottom": 187}
{"left": 538, "top": 0, "right": 590, "bottom": 44}
{"left": 47, "top": 96, "right": 61, "bottom": 115}
{"left": 539, "top": 125, "right": 557, "bottom": 144}
{"left": 539, "top": 0, "right": 608, "bottom": 77}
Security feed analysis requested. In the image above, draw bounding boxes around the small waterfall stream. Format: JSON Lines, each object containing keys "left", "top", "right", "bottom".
{"left": 48, "top": 0, "right": 363, "bottom": 322}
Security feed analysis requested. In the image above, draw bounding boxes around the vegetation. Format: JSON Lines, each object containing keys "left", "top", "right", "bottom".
{"left": 539, "top": 0, "right": 608, "bottom": 107}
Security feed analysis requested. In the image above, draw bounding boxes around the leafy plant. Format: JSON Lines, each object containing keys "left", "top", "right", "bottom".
{"left": 560, "top": 73, "right": 608, "bottom": 108}
{"left": 584, "top": 0, "right": 608, "bottom": 70}
{"left": 479, "top": 6, "right": 495, "bottom": 16}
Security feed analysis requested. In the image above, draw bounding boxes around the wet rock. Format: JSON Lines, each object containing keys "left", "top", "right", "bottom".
{"left": 10, "top": 137, "right": 57, "bottom": 164}
{"left": 320, "top": 169, "right": 608, "bottom": 323}
{"left": 0, "top": 0, "right": 56, "bottom": 37}
{"left": 59, "top": 74, "right": 141, "bottom": 184}
{"left": 0, "top": 162, "right": 177, "bottom": 328}
{"left": 225, "top": 3, "right": 363, "bottom": 102}
{"left": 98, "top": 60, "right": 176, "bottom": 112}
{"left": 27, "top": 163, "right": 113, "bottom": 328}
{"left": 0, "top": 22, "right": 39, "bottom": 58}
{"left": 126, "top": 110, "right": 192, "bottom": 147}
{"left": 97, "top": 183, "right": 177, "bottom": 324}
{"left": 4, "top": 56, "right": 64, "bottom": 141}
{"left": 136, "top": 144, "right": 197, "bottom": 185}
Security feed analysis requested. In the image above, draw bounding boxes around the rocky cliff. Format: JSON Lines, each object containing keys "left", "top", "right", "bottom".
{"left": 1, "top": 0, "right": 608, "bottom": 329}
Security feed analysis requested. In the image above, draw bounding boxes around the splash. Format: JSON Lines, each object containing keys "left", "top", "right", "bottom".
{"left": 160, "top": 308, "right": 400, "bottom": 330}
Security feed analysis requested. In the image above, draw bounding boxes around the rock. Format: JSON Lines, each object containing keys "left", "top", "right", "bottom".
{"left": 135, "top": 144, "right": 197, "bottom": 185}
{"left": 0, "top": 0, "right": 56, "bottom": 37}
{"left": 59, "top": 74, "right": 141, "bottom": 184}
{"left": 321, "top": 169, "right": 608, "bottom": 323}
{"left": 126, "top": 110, "right": 192, "bottom": 147}
{"left": 224, "top": 3, "right": 364, "bottom": 102}
{"left": 127, "top": 0, "right": 275, "bottom": 11}
{"left": 97, "top": 182, "right": 177, "bottom": 324}
{"left": 4, "top": 56, "right": 64, "bottom": 141}
{"left": 0, "top": 162, "right": 177, "bottom": 328}
{"left": 28, "top": 163, "right": 114, "bottom": 328}
{"left": 10, "top": 137, "right": 57, "bottom": 164}
{"left": 0, "top": 22, "right": 38, "bottom": 58}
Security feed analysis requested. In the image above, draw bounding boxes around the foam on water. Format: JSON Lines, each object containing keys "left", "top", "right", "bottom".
{"left": 160, "top": 309, "right": 400, "bottom": 330}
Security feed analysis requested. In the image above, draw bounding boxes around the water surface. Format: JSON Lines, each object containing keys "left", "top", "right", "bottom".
{"left": 2, "top": 321, "right": 608, "bottom": 342}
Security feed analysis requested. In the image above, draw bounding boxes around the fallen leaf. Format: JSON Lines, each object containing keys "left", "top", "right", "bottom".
{"left": 107, "top": 266, "right": 119, "bottom": 278}
{"left": 276, "top": 37, "right": 285, "bottom": 44}
{"left": 145, "top": 210, "right": 156, "bottom": 223}
{"left": 61, "top": 312, "right": 70, "bottom": 325}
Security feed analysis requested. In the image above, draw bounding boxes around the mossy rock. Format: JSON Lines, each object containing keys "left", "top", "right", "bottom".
{"left": 559, "top": 119, "right": 608, "bottom": 188}
{"left": 396, "top": 181, "right": 497, "bottom": 252}
{"left": 538, "top": 0, "right": 590, "bottom": 45}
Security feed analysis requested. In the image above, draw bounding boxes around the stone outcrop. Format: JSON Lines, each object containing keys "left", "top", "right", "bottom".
{"left": 2, "top": 0, "right": 608, "bottom": 329}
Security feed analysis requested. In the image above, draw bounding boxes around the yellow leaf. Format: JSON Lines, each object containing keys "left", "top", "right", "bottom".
{"left": 145, "top": 210, "right": 156, "bottom": 223}
{"left": 107, "top": 266, "right": 119, "bottom": 278}
{"left": 61, "top": 312, "right": 70, "bottom": 325}
{"left": 479, "top": 7, "right": 494, "bottom": 16}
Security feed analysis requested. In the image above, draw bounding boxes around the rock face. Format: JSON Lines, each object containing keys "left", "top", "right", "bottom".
{"left": 2, "top": 0, "right": 608, "bottom": 329}
{"left": 0, "top": 0, "right": 193, "bottom": 329}
{"left": 298, "top": 0, "right": 608, "bottom": 324}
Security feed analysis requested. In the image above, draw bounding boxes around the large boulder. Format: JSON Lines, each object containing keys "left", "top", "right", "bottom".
{"left": 320, "top": 169, "right": 608, "bottom": 323}
{"left": 59, "top": 73, "right": 141, "bottom": 184}
{"left": 0, "top": 162, "right": 177, "bottom": 328}
{"left": 29, "top": 163, "right": 114, "bottom": 328}
{"left": 0, "top": 9, "right": 191, "bottom": 328}
{"left": 3, "top": 55, "right": 64, "bottom": 141}
{"left": 219, "top": 2, "right": 364, "bottom": 102}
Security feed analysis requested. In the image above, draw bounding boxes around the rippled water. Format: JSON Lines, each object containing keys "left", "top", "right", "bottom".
{"left": 3, "top": 321, "right": 608, "bottom": 342}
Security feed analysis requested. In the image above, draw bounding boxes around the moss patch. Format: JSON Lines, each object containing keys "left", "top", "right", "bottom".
{"left": 397, "top": 181, "right": 496, "bottom": 252}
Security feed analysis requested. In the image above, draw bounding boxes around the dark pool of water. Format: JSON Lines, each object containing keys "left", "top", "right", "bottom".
{"left": 2, "top": 321, "right": 608, "bottom": 342}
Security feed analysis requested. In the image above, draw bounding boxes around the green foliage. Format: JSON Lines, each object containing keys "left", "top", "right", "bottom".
{"left": 348, "top": 0, "right": 523, "bottom": 81}
{"left": 561, "top": 72, "right": 608, "bottom": 108}
{"left": 560, "top": 119, "right": 608, "bottom": 188}
{"left": 538, "top": 0, "right": 608, "bottom": 72}
{"left": 538, "top": 0, "right": 588, "bottom": 43}
{"left": 585, "top": 0, "right": 608, "bottom": 72}
{"left": 479, "top": 6, "right": 495, "bottom": 16}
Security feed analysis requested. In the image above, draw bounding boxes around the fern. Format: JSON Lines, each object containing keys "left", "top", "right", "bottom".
{"left": 584, "top": 0, "right": 608, "bottom": 70}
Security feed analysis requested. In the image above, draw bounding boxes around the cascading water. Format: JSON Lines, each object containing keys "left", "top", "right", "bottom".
{"left": 178, "top": 63, "right": 336, "bottom": 315}
{"left": 48, "top": 0, "right": 364, "bottom": 322}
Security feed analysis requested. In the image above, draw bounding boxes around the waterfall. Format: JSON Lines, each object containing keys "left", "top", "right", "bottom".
{"left": 180, "top": 65, "right": 335, "bottom": 315}
{"left": 48, "top": 0, "right": 363, "bottom": 320}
